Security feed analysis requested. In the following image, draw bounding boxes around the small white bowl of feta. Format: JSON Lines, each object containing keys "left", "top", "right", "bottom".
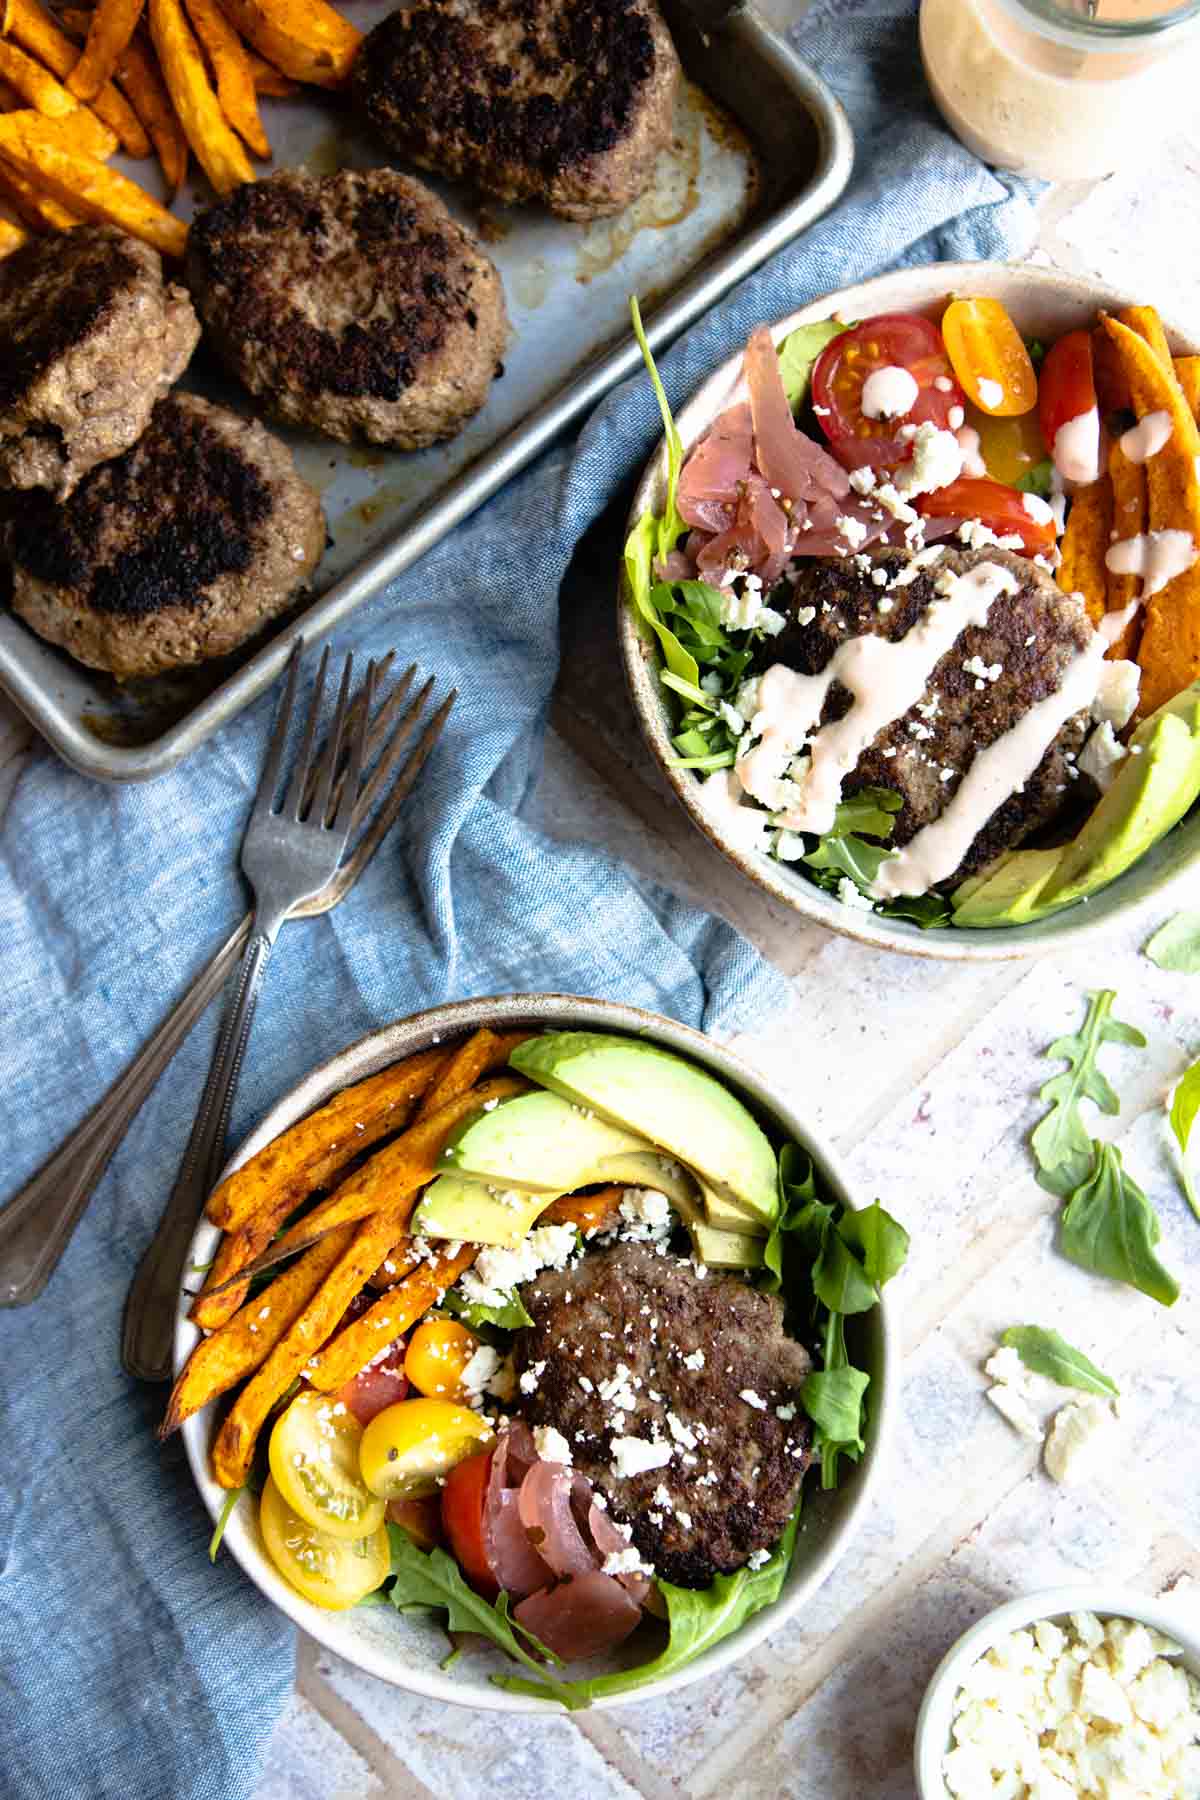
{"left": 914, "top": 1587, "right": 1200, "bottom": 1800}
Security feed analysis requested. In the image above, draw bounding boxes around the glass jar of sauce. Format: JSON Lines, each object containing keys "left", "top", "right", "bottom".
{"left": 920, "top": 0, "right": 1200, "bottom": 181}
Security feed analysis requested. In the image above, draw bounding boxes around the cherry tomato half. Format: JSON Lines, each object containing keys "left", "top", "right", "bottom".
{"left": 386, "top": 1495, "right": 444, "bottom": 1552}
{"left": 811, "top": 313, "right": 965, "bottom": 470}
{"left": 441, "top": 1448, "right": 497, "bottom": 1598}
{"left": 337, "top": 1342, "right": 410, "bottom": 1427}
{"left": 1039, "top": 330, "right": 1101, "bottom": 484}
{"left": 917, "top": 476, "right": 1056, "bottom": 556}
{"left": 941, "top": 297, "right": 1038, "bottom": 417}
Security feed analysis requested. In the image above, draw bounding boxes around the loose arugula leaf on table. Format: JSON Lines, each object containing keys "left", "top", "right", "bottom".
{"left": 1169, "top": 1058, "right": 1200, "bottom": 1223}
{"left": 1031, "top": 990, "right": 1146, "bottom": 1198}
{"left": 1015, "top": 459, "right": 1054, "bottom": 497}
{"left": 494, "top": 1501, "right": 802, "bottom": 1706}
{"left": 386, "top": 1530, "right": 583, "bottom": 1707}
{"left": 1145, "top": 911, "right": 1200, "bottom": 973}
{"left": 1060, "top": 1143, "right": 1179, "bottom": 1307}
{"left": 776, "top": 320, "right": 846, "bottom": 411}
{"left": 1000, "top": 1326, "right": 1119, "bottom": 1398}
{"left": 441, "top": 1286, "right": 533, "bottom": 1332}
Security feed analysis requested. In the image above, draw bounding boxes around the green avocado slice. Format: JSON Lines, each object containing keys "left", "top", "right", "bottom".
{"left": 437, "top": 1089, "right": 653, "bottom": 1192}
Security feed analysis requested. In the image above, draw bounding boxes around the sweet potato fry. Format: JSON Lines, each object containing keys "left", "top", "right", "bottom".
{"left": 1118, "top": 304, "right": 1172, "bottom": 368}
{"left": 1057, "top": 475, "right": 1112, "bottom": 628}
{"left": 413, "top": 1029, "right": 533, "bottom": 1123}
{"left": 150, "top": 0, "right": 253, "bottom": 192}
{"left": 0, "top": 38, "right": 117, "bottom": 158}
{"left": 1101, "top": 314, "right": 1200, "bottom": 717}
{"left": 541, "top": 1186, "right": 624, "bottom": 1236}
{"left": 243, "top": 44, "right": 296, "bottom": 96}
{"left": 216, "top": 0, "right": 359, "bottom": 89}
{"left": 160, "top": 1222, "right": 356, "bottom": 1438}
{"left": 114, "top": 32, "right": 187, "bottom": 191}
{"left": 307, "top": 1244, "right": 479, "bottom": 1393}
{"left": 1175, "top": 356, "right": 1200, "bottom": 423}
{"left": 183, "top": 0, "right": 268, "bottom": 157}
{"left": 211, "top": 1200, "right": 417, "bottom": 1487}
{"left": 1106, "top": 438, "right": 1146, "bottom": 661}
{"left": 0, "top": 115, "right": 180, "bottom": 250}
{"left": 367, "top": 1241, "right": 426, "bottom": 1290}
{"left": 188, "top": 1189, "right": 298, "bottom": 1329}
{"left": 206, "top": 1045, "right": 448, "bottom": 1233}
{"left": 250, "top": 1074, "right": 529, "bottom": 1267}
{"left": 4, "top": 0, "right": 150, "bottom": 154}
{"left": 0, "top": 211, "right": 26, "bottom": 253}
{"left": 0, "top": 149, "right": 80, "bottom": 227}
{"left": 67, "top": 0, "right": 145, "bottom": 102}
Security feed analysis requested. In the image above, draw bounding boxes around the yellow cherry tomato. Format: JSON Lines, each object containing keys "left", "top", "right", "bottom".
{"left": 941, "top": 297, "right": 1038, "bottom": 417}
{"left": 968, "top": 403, "right": 1049, "bottom": 486}
{"left": 404, "top": 1318, "right": 481, "bottom": 1401}
{"left": 359, "top": 1397, "right": 493, "bottom": 1500}
{"left": 269, "top": 1389, "right": 387, "bottom": 1541}
{"left": 259, "top": 1475, "right": 390, "bottom": 1611}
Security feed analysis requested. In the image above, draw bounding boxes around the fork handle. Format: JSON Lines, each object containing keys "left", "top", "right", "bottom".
{"left": 121, "top": 916, "right": 284, "bottom": 1382}
{"left": 0, "top": 915, "right": 253, "bottom": 1309}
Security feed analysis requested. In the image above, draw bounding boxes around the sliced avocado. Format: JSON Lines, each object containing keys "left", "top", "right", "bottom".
{"left": 1039, "top": 702, "right": 1200, "bottom": 908}
{"left": 438, "top": 1089, "right": 653, "bottom": 1192}
{"left": 510, "top": 1033, "right": 780, "bottom": 1227}
{"left": 688, "top": 1219, "right": 765, "bottom": 1269}
{"left": 951, "top": 847, "right": 1065, "bottom": 928}
{"left": 699, "top": 1178, "right": 769, "bottom": 1239}
{"left": 595, "top": 1152, "right": 762, "bottom": 1267}
{"left": 412, "top": 1173, "right": 561, "bottom": 1247}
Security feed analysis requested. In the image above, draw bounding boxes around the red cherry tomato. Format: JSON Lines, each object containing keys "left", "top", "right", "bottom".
{"left": 917, "top": 477, "right": 1056, "bottom": 556}
{"left": 441, "top": 1448, "right": 497, "bottom": 1598}
{"left": 1039, "top": 330, "right": 1098, "bottom": 463}
{"left": 336, "top": 1341, "right": 409, "bottom": 1427}
{"left": 811, "top": 313, "right": 966, "bottom": 471}
{"left": 386, "top": 1495, "right": 443, "bottom": 1552}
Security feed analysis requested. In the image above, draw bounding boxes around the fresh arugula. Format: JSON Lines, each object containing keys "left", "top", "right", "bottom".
{"left": 1000, "top": 1326, "right": 1119, "bottom": 1398}
{"left": 801, "top": 786, "right": 901, "bottom": 898}
{"left": 1031, "top": 990, "right": 1146, "bottom": 1198}
{"left": 876, "top": 892, "right": 952, "bottom": 929}
{"left": 1060, "top": 1143, "right": 1179, "bottom": 1307}
{"left": 776, "top": 320, "right": 845, "bottom": 411}
{"left": 385, "top": 1529, "right": 583, "bottom": 1707}
{"left": 1024, "top": 337, "right": 1047, "bottom": 367}
{"left": 494, "top": 1501, "right": 802, "bottom": 1707}
{"left": 837, "top": 1200, "right": 911, "bottom": 1288}
{"left": 441, "top": 1286, "right": 534, "bottom": 1332}
{"left": 208, "top": 1486, "right": 243, "bottom": 1561}
{"left": 1015, "top": 458, "right": 1054, "bottom": 497}
{"left": 1145, "top": 911, "right": 1200, "bottom": 973}
{"left": 1169, "top": 1058, "right": 1200, "bottom": 1223}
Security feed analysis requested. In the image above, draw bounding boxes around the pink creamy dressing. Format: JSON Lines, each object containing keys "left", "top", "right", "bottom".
{"left": 1053, "top": 407, "right": 1102, "bottom": 485}
{"left": 861, "top": 365, "right": 919, "bottom": 420}
{"left": 1118, "top": 409, "right": 1173, "bottom": 464}
{"left": 1105, "top": 529, "right": 1198, "bottom": 597}
{"left": 955, "top": 424, "right": 986, "bottom": 477}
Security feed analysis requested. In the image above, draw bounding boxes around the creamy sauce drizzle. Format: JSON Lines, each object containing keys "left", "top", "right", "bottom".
{"left": 1053, "top": 407, "right": 1101, "bottom": 485}
{"left": 861, "top": 365, "right": 919, "bottom": 420}
{"left": 1105, "top": 529, "right": 1198, "bottom": 597}
{"left": 736, "top": 562, "right": 1021, "bottom": 837}
{"left": 1119, "top": 409, "right": 1173, "bottom": 465}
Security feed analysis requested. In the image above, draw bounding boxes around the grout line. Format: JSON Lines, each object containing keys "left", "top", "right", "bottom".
{"left": 575, "top": 1713, "right": 689, "bottom": 1800}
{"left": 295, "top": 1638, "right": 438, "bottom": 1800}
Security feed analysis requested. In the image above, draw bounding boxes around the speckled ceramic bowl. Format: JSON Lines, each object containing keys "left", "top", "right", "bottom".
{"left": 176, "top": 993, "right": 895, "bottom": 1713}
{"left": 618, "top": 262, "right": 1200, "bottom": 961}
{"left": 913, "top": 1584, "right": 1200, "bottom": 1798}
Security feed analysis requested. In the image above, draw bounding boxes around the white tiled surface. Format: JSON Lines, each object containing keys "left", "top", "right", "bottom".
{"left": 3, "top": 40, "right": 1200, "bottom": 1800}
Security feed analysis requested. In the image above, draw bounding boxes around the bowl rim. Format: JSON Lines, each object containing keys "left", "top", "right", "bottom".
{"left": 616, "top": 258, "right": 1200, "bottom": 963}
{"left": 912, "top": 1581, "right": 1200, "bottom": 1798}
{"left": 176, "top": 991, "right": 897, "bottom": 1713}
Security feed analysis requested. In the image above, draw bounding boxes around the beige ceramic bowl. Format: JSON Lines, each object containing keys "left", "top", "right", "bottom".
{"left": 176, "top": 993, "right": 895, "bottom": 1712}
{"left": 618, "top": 261, "right": 1200, "bottom": 960}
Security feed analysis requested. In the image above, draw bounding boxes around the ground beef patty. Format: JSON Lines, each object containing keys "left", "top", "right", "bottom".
{"left": 186, "top": 169, "right": 509, "bottom": 449}
{"left": 0, "top": 226, "right": 199, "bottom": 499}
{"left": 764, "top": 546, "right": 1095, "bottom": 885}
{"left": 514, "top": 1240, "right": 812, "bottom": 1587}
{"left": 352, "top": 0, "right": 681, "bottom": 222}
{"left": 8, "top": 394, "right": 325, "bottom": 679}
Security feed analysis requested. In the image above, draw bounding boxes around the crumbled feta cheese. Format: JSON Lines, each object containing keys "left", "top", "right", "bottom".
{"left": 618, "top": 1188, "right": 674, "bottom": 1242}
{"left": 986, "top": 1381, "right": 1043, "bottom": 1440}
{"left": 892, "top": 422, "right": 964, "bottom": 499}
{"left": 602, "top": 1546, "right": 655, "bottom": 1577}
{"left": 459, "top": 1344, "right": 501, "bottom": 1401}
{"left": 746, "top": 1547, "right": 772, "bottom": 1571}
{"left": 610, "top": 1436, "right": 673, "bottom": 1479}
{"left": 983, "top": 1346, "right": 1028, "bottom": 1389}
{"left": 533, "top": 1425, "right": 572, "bottom": 1466}
{"left": 836, "top": 877, "right": 876, "bottom": 913}
{"left": 1091, "top": 656, "right": 1141, "bottom": 731}
{"left": 1043, "top": 1396, "right": 1119, "bottom": 1486}
{"left": 666, "top": 1412, "right": 698, "bottom": 1450}
{"left": 456, "top": 1223, "right": 577, "bottom": 1311}
{"left": 739, "top": 1389, "right": 768, "bottom": 1411}
{"left": 1078, "top": 719, "right": 1128, "bottom": 793}
{"left": 682, "top": 1348, "right": 705, "bottom": 1372}
{"left": 836, "top": 513, "right": 870, "bottom": 549}
{"left": 519, "top": 1360, "right": 546, "bottom": 1396}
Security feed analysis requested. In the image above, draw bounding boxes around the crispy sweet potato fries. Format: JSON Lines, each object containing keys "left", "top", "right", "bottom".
{"left": 161, "top": 1030, "right": 552, "bottom": 1493}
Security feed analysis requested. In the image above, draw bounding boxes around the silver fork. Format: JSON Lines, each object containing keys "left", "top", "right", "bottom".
{"left": 0, "top": 654, "right": 454, "bottom": 1314}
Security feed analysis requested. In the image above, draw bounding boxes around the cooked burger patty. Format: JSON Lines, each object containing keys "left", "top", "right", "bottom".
{"left": 352, "top": 0, "right": 681, "bottom": 222}
{"left": 0, "top": 226, "right": 199, "bottom": 499}
{"left": 514, "top": 1240, "right": 812, "bottom": 1587}
{"left": 8, "top": 394, "right": 325, "bottom": 679}
{"left": 186, "top": 169, "right": 509, "bottom": 449}
{"left": 766, "top": 546, "right": 1094, "bottom": 884}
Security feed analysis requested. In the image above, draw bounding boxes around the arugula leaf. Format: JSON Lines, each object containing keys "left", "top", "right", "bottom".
{"left": 1060, "top": 1143, "right": 1179, "bottom": 1307}
{"left": 837, "top": 1201, "right": 910, "bottom": 1288}
{"left": 800, "top": 1363, "right": 870, "bottom": 1453}
{"left": 812, "top": 1229, "right": 878, "bottom": 1315}
{"left": 1031, "top": 991, "right": 1146, "bottom": 1197}
{"left": 1000, "top": 1326, "right": 1119, "bottom": 1398}
{"left": 1145, "top": 911, "right": 1200, "bottom": 973}
{"left": 386, "top": 1530, "right": 583, "bottom": 1706}
{"left": 1169, "top": 1058, "right": 1200, "bottom": 1223}
{"left": 631, "top": 296, "right": 686, "bottom": 566}
{"left": 828, "top": 787, "right": 902, "bottom": 841}
{"left": 1024, "top": 337, "right": 1047, "bottom": 367}
{"left": 495, "top": 1502, "right": 802, "bottom": 1706}
{"left": 208, "top": 1486, "right": 243, "bottom": 1562}
{"left": 777, "top": 320, "right": 845, "bottom": 411}
{"left": 762, "top": 1144, "right": 826, "bottom": 1290}
{"left": 441, "top": 1286, "right": 533, "bottom": 1332}
{"left": 803, "top": 832, "right": 893, "bottom": 890}
{"left": 623, "top": 510, "right": 700, "bottom": 689}
{"left": 876, "top": 892, "right": 953, "bottom": 930}
{"left": 1015, "top": 459, "right": 1054, "bottom": 497}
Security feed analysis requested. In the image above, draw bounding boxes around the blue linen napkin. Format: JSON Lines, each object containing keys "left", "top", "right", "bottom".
{"left": 0, "top": 4, "right": 1040, "bottom": 1795}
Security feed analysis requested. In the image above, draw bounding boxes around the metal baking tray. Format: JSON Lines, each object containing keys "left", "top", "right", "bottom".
{"left": 0, "top": 0, "right": 853, "bottom": 781}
